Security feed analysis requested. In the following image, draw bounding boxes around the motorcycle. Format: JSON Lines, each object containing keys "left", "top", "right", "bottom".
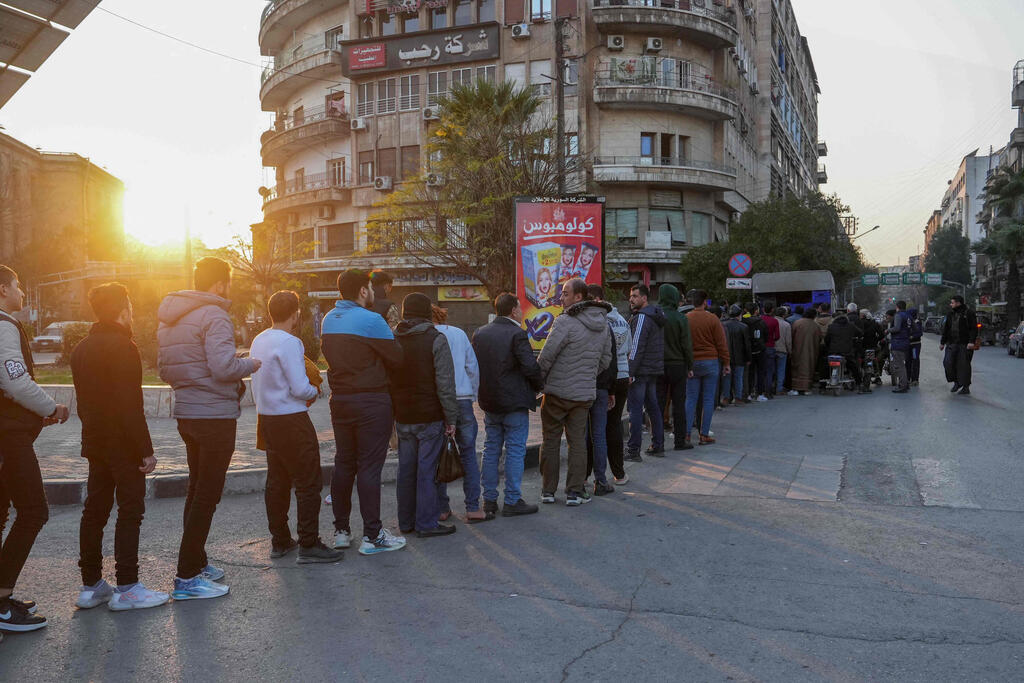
{"left": 862, "top": 348, "right": 878, "bottom": 391}
{"left": 824, "top": 354, "right": 857, "bottom": 396}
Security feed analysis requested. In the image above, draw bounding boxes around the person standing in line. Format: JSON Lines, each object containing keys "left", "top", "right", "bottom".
{"left": 786, "top": 306, "right": 804, "bottom": 326}
{"left": 790, "top": 308, "right": 822, "bottom": 396}
{"left": 472, "top": 294, "right": 542, "bottom": 517}
{"left": 321, "top": 269, "right": 406, "bottom": 555}
{"left": 588, "top": 285, "right": 632, "bottom": 486}
{"left": 585, "top": 318, "right": 619, "bottom": 497}
{"left": 889, "top": 300, "right": 911, "bottom": 394}
{"left": 907, "top": 308, "right": 923, "bottom": 386}
{"left": 71, "top": 283, "right": 169, "bottom": 611}
{"left": 940, "top": 295, "right": 979, "bottom": 395}
{"left": 684, "top": 291, "right": 730, "bottom": 446}
{"left": 0, "top": 265, "right": 70, "bottom": 631}
{"left": 656, "top": 284, "right": 693, "bottom": 451}
{"left": 859, "top": 309, "right": 882, "bottom": 389}
{"left": 721, "top": 305, "right": 751, "bottom": 407}
{"left": 250, "top": 291, "right": 343, "bottom": 565}
{"left": 761, "top": 303, "right": 781, "bottom": 399}
{"left": 537, "top": 279, "right": 612, "bottom": 506}
{"left": 370, "top": 270, "right": 401, "bottom": 331}
{"left": 742, "top": 302, "right": 768, "bottom": 401}
{"left": 392, "top": 294, "right": 459, "bottom": 538}
{"left": 157, "top": 257, "right": 260, "bottom": 600}
{"left": 625, "top": 284, "right": 666, "bottom": 461}
{"left": 774, "top": 306, "right": 792, "bottom": 395}
{"left": 431, "top": 305, "right": 488, "bottom": 523}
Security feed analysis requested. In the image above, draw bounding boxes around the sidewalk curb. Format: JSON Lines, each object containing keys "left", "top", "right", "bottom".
{"left": 44, "top": 443, "right": 542, "bottom": 506}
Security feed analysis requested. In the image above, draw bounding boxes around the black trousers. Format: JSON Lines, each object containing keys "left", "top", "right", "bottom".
{"left": 176, "top": 418, "right": 236, "bottom": 579}
{"left": 943, "top": 344, "right": 973, "bottom": 387}
{"left": 0, "top": 442, "right": 48, "bottom": 590}
{"left": 79, "top": 451, "right": 146, "bottom": 586}
{"left": 262, "top": 412, "right": 323, "bottom": 549}
{"left": 330, "top": 393, "right": 392, "bottom": 540}
{"left": 605, "top": 378, "right": 628, "bottom": 479}
{"left": 658, "top": 364, "right": 688, "bottom": 446}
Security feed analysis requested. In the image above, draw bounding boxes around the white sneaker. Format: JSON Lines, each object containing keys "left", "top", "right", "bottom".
{"left": 540, "top": 492, "right": 555, "bottom": 504}
{"left": 614, "top": 474, "right": 629, "bottom": 485}
{"left": 76, "top": 579, "right": 114, "bottom": 609}
{"left": 334, "top": 530, "right": 352, "bottom": 549}
{"left": 109, "top": 583, "right": 170, "bottom": 611}
{"left": 787, "top": 390, "right": 799, "bottom": 396}
{"left": 358, "top": 528, "right": 406, "bottom": 555}
{"left": 324, "top": 494, "right": 333, "bottom": 505}
{"left": 757, "top": 395, "right": 768, "bottom": 402}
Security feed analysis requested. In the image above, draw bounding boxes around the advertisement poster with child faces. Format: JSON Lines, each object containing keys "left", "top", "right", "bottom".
{"left": 514, "top": 197, "right": 604, "bottom": 350}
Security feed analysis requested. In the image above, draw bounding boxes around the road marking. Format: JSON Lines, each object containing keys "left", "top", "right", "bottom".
{"left": 786, "top": 454, "right": 843, "bottom": 501}
{"left": 911, "top": 458, "right": 980, "bottom": 509}
{"left": 651, "top": 451, "right": 744, "bottom": 495}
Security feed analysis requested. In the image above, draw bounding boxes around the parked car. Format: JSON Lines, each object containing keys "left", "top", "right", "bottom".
{"left": 30, "top": 321, "right": 89, "bottom": 353}
{"left": 924, "top": 316, "right": 943, "bottom": 333}
{"left": 1008, "top": 322, "right": 1024, "bottom": 358}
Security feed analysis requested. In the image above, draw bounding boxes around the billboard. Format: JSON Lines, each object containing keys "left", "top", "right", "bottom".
{"left": 514, "top": 197, "right": 604, "bottom": 350}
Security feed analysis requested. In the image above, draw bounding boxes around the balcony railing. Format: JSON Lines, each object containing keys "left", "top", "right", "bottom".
{"left": 592, "top": 0, "right": 737, "bottom": 27}
{"left": 273, "top": 103, "right": 349, "bottom": 132}
{"left": 264, "top": 172, "right": 350, "bottom": 204}
{"left": 594, "top": 156, "right": 736, "bottom": 175}
{"left": 261, "top": 38, "right": 334, "bottom": 85}
{"left": 594, "top": 73, "right": 737, "bottom": 102}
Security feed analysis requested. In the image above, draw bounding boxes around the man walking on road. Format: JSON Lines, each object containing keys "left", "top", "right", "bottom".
{"left": 158, "top": 257, "right": 260, "bottom": 600}
{"left": 472, "top": 294, "right": 542, "bottom": 517}
{"left": 625, "top": 284, "right": 666, "bottom": 460}
{"left": 684, "top": 291, "right": 730, "bottom": 446}
{"left": 940, "top": 295, "right": 979, "bottom": 395}
{"left": 72, "top": 283, "right": 169, "bottom": 611}
{"left": 0, "top": 265, "right": 69, "bottom": 631}
{"left": 656, "top": 284, "right": 692, "bottom": 451}
{"left": 250, "top": 291, "right": 342, "bottom": 565}
{"left": 888, "top": 300, "right": 911, "bottom": 394}
{"left": 589, "top": 285, "right": 631, "bottom": 486}
{"left": 537, "top": 279, "right": 612, "bottom": 506}
{"left": 321, "top": 269, "right": 406, "bottom": 555}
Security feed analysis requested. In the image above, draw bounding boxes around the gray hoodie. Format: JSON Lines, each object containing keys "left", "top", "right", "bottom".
{"left": 537, "top": 300, "right": 613, "bottom": 403}
{"left": 157, "top": 290, "right": 257, "bottom": 419}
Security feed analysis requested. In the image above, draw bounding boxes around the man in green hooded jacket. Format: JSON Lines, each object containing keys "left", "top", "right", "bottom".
{"left": 656, "top": 284, "right": 694, "bottom": 450}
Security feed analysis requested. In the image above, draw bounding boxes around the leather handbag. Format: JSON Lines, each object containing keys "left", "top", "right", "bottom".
{"left": 435, "top": 434, "right": 465, "bottom": 484}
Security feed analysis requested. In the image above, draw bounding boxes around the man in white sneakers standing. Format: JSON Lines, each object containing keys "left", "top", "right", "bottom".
{"left": 250, "top": 291, "right": 343, "bottom": 565}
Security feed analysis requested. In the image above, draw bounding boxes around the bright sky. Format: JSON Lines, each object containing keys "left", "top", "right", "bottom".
{"left": 2, "top": 0, "right": 1022, "bottom": 265}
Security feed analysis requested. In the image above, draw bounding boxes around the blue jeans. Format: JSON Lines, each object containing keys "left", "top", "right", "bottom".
{"left": 586, "top": 389, "right": 610, "bottom": 485}
{"left": 775, "top": 352, "right": 788, "bottom": 393}
{"left": 685, "top": 360, "right": 720, "bottom": 437}
{"left": 759, "top": 347, "right": 777, "bottom": 395}
{"left": 627, "top": 376, "right": 664, "bottom": 452}
{"left": 396, "top": 421, "right": 446, "bottom": 532}
{"left": 481, "top": 410, "right": 529, "bottom": 505}
{"left": 437, "top": 399, "right": 481, "bottom": 513}
{"left": 724, "top": 364, "right": 744, "bottom": 401}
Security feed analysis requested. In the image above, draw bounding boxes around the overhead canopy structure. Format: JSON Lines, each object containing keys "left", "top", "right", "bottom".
{"left": 0, "top": 0, "right": 100, "bottom": 109}
{"left": 752, "top": 270, "right": 836, "bottom": 295}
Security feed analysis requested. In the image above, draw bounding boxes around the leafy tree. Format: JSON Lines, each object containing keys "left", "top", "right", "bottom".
{"left": 366, "top": 79, "right": 584, "bottom": 297}
{"left": 925, "top": 223, "right": 971, "bottom": 304}
{"left": 974, "top": 167, "right": 1024, "bottom": 325}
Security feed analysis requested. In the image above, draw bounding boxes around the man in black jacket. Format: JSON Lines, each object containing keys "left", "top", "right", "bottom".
{"left": 940, "top": 295, "right": 979, "bottom": 395}
{"left": 722, "top": 305, "right": 752, "bottom": 405}
{"left": 71, "top": 283, "right": 170, "bottom": 611}
{"left": 742, "top": 302, "right": 769, "bottom": 400}
{"left": 626, "top": 284, "right": 666, "bottom": 460}
{"left": 472, "top": 294, "right": 542, "bottom": 516}
{"left": 825, "top": 311, "right": 863, "bottom": 389}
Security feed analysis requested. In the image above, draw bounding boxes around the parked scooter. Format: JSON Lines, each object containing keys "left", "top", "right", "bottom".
{"left": 824, "top": 354, "right": 857, "bottom": 396}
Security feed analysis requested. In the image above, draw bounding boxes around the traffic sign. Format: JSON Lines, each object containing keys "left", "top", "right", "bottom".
{"left": 924, "top": 272, "right": 943, "bottom": 285}
{"left": 902, "top": 272, "right": 923, "bottom": 285}
{"left": 728, "top": 253, "right": 752, "bottom": 277}
{"left": 880, "top": 273, "right": 901, "bottom": 285}
{"left": 861, "top": 273, "right": 880, "bottom": 286}
{"left": 726, "top": 277, "right": 752, "bottom": 289}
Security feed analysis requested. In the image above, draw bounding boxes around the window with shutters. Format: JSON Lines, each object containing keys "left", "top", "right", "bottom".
{"left": 504, "top": 0, "right": 525, "bottom": 24}
{"left": 607, "top": 209, "right": 638, "bottom": 244}
{"left": 357, "top": 82, "right": 375, "bottom": 117}
{"left": 400, "top": 145, "right": 420, "bottom": 179}
{"left": 689, "top": 212, "right": 711, "bottom": 246}
{"left": 451, "top": 67, "right": 472, "bottom": 89}
{"left": 530, "top": 59, "right": 552, "bottom": 96}
{"left": 322, "top": 223, "right": 356, "bottom": 256}
{"left": 326, "top": 24, "right": 345, "bottom": 50}
{"left": 358, "top": 151, "right": 375, "bottom": 184}
{"left": 428, "top": 71, "right": 448, "bottom": 106}
{"left": 554, "top": 0, "right": 576, "bottom": 18}
{"left": 378, "top": 148, "right": 397, "bottom": 179}
{"left": 564, "top": 59, "right": 578, "bottom": 96}
{"left": 504, "top": 62, "right": 525, "bottom": 86}
{"left": 328, "top": 158, "right": 346, "bottom": 186}
{"left": 377, "top": 78, "right": 397, "bottom": 113}
{"left": 476, "top": 64, "right": 496, "bottom": 83}
{"left": 649, "top": 209, "right": 685, "bottom": 245}
{"left": 399, "top": 74, "right": 420, "bottom": 110}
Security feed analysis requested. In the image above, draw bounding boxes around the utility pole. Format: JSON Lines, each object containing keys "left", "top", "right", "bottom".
{"left": 554, "top": 16, "right": 566, "bottom": 196}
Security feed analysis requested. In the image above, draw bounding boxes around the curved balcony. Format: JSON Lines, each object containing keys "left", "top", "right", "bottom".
{"left": 593, "top": 156, "right": 736, "bottom": 191}
{"left": 260, "top": 46, "right": 343, "bottom": 111}
{"left": 259, "top": 0, "right": 337, "bottom": 55}
{"left": 261, "top": 105, "right": 351, "bottom": 167}
{"left": 592, "top": 0, "right": 738, "bottom": 48}
{"left": 594, "top": 75, "right": 738, "bottom": 120}
{"left": 263, "top": 172, "right": 352, "bottom": 216}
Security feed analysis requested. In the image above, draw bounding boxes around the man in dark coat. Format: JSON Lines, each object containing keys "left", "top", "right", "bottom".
{"left": 721, "top": 305, "right": 752, "bottom": 405}
{"left": 625, "top": 284, "right": 666, "bottom": 460}
{"left": 825, "top": 310, "right": 863, "bottom": 390}
{"left": 472, "top": 294, "right": 543, "bottom": 516}
{"left": 940, "top": 295, "right": 979, "bottom": 395}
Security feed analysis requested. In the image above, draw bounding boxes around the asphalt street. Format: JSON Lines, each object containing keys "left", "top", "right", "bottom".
{"left": 1, "top": 341, "right": 1022, "bottom": 681}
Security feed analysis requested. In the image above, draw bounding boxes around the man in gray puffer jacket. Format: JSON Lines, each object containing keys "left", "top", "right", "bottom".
{"left": 157, "top": 257, "right": 260, "bottom": 600}
{"left": 537, "top": 278, "right": 612, "bottom": 506}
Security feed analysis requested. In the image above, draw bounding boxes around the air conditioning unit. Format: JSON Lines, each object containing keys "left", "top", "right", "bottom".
{"left": 425, "top": 173, "right": 445, "bottom": 187}
{"left": 373, "top": 176, "right": 392, "bottom": 191}
{"left": 317, "top": 205, "right": 334, "bottom": 220}
{"left": 645, "top": 37, "right": 663, "bottom": 53}
{"left": 422, "top": 107, "right": 440, "bottom": 121}
{"left": 285, "top": 212, "right": 299, "bottom": 226}
{"left": 350, "top": 118, "right": 367, "bottom": 131}
{"left": 511, "top": 23, "right": 530, "bottom": 39}
{"left": 607, "top": 35, "right": 625, "bottom": 51}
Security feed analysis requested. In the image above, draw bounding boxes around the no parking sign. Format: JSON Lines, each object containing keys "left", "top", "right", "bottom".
{"left": 729, "top": 253, "right": 752, "bottom": 277}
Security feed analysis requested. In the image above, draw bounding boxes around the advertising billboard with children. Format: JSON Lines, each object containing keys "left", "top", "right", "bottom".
{"left": 514, "top": 197, "right": 604, "bottom": 350}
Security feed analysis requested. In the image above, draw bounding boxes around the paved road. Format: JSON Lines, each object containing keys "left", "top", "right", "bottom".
{"left": 2, "top": 342, "right": 1023, "bottom": 680}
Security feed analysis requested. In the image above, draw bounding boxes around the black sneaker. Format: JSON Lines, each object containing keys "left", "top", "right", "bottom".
{"left": 594, "top": 481, "right": 615, "bottom": 496}
{"left": 958, "top": 387, "right": 970, "bottom": 395}
{"left": 484, "top": 499, "right": 499, "bottom": 515}
{"left": 624, "top": 450, "right": 643, "bottom": 463}
{"left": 502, "top": 499, "right": 539, "bottom": 516}
{"left": 950, "top": 383, "right": 961, "bottom": 393}
{"left": 646, "top": 446, "right": 665, "bottom": 458}
{"left": 417, "top": 523, "right": 457, "bottom": 538}
{"left": 297, "top": 541, "right": 344, "bottom": 564}
{"left": 270, "top": 538, "right": 298, "bottom": 559}
{"left": 0, "top": 597, "right": 47, "bottom": 632}
{"left": 8, "top": 597, "right": 37, "bottom": 614}
{"left": 565, "top": 491, "right": 591, "bottom": 506}
{"left": 675, "top": 440, "right": 694, "bottom": 451}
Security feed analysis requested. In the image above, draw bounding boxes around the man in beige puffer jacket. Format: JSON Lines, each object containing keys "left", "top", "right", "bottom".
{"left": 537, "top": 278, "right": 612, "bottom": 506}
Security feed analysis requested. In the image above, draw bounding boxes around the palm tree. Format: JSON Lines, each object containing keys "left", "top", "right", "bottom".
{"left": 977, "top": 167, "right": 1024, "bottom": 325}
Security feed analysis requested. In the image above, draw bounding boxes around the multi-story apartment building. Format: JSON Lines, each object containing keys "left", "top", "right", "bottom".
{"left": 256, "top": 0, "right": 822, "bottom": 326}
{"left": 921, "top": 209, "right": 941, "bottom": 263}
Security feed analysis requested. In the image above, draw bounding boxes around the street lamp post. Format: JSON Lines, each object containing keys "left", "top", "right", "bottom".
{"left": 851, "top": 225, "right": 880, "bottom": 242}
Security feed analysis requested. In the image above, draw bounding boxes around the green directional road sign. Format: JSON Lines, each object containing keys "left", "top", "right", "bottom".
{"left": 881, "top": 272, "right": 901, "bottom": 285}
{"left": 861, "top": 273, "right": 880, "bottom": 286}
{"left": 924, "top": 272, "right": 943, "bottom": 285}
{"left": 902, "top": 272, "right": 923, "bottom": 285}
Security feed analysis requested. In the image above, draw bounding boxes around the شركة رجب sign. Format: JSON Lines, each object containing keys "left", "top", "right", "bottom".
{"left": 342, "top": 22, "right": 500, "bottom": 77}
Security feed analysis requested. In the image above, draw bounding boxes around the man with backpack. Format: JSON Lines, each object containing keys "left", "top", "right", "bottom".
{"left": 742, "top": 303, "right": 768, "bottom": 401}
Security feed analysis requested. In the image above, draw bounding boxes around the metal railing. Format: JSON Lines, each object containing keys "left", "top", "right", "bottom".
{"left": 594, "top": 156, "right": 736, "bottom": 175}
{"left": 263, "top": 172, "right": 350, "bottom": 203}
{"left": 260, "top": 38, "right": 335, "bottom": 85}
{"left": 594, "top": 73, "right": 737, "bottom": 101}
{"left": 592, "top": 0, "right": 737, "bottom": 27}
{"left": 272, "top": 103, "right": 349, "bottom": 134}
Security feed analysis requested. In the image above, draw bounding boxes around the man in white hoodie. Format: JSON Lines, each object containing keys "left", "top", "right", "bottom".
{"left": 250, "top": 291, "right": 343, "bottom": 565}
{"left": 431, "top": 305, "right": 488, "bottom": 522}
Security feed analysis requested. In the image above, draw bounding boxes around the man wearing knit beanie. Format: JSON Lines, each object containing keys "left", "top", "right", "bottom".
{"left": 391, "top": 293, "right": 460, "bottom": 537}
